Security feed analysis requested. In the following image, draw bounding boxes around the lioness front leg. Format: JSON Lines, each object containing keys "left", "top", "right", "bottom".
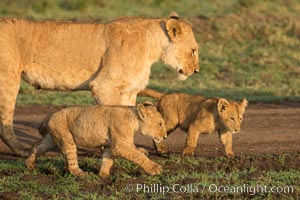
{"left": 219, "top": 131, "right": 234, "bottom": 158}
{"left": 182, "top": 126, "right": 200, "bottom": 156}
{"left": 113, "top": 144, "right": 162, "bottom": 175}
{"left": 99, "top": 148, "right": 114, "bottom": 178}
{"left": 89, "top": 80, "right": 122, "bottom": 105}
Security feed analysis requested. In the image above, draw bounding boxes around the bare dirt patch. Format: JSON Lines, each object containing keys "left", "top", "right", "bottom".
{"left": 0, "top": 103, "right": 299, "bottom": 157}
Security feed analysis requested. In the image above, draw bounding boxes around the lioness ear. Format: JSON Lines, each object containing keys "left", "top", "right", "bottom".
{"left": 166, "top": 14, "right": 182, "bottom": 42}
{"left": 218, "top": 98, "right": 229, "bottom": 113}
{"left": 137, "top": 103, "right": 147, "bottom": 120}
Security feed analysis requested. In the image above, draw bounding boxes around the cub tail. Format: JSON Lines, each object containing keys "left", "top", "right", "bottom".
{"left": 138, "top": 89, "right": 165, "bottom": 100}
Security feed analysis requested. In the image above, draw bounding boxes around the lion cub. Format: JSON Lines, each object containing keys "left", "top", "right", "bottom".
{"left": 138, "top": 89, "right": 248, "bottom": 157}
{"left": 25, "top": 102, "right": 167, "bottom": 178}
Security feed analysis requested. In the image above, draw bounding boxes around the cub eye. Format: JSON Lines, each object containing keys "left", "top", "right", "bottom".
{"left": 192, "top": 49, "right": 197, "bottom": 57}
{"left": 159, "top": 122, "right": 163, "bottom": 129}
{"left": 230, "top": 117, "right": 235, "bottom": 122}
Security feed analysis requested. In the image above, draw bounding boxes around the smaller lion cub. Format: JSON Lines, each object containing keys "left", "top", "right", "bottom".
{"left": 139, "top": 89, "right": 248, "bottom": 157}
{"left": 25, "top": 102, "right": 167, "bottom": 178}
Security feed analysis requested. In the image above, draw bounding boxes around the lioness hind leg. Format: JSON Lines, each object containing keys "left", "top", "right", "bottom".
{"left": 99, "top": 148, "right": 114, "bottom": 178}
{"left": 25, "top": 133, "right": 56, "bottom": 169}
{"left": 219, "top": 131, "right": 234, "bottom": 158}
{"left": 0, "top": 75, "right": 29, "bottom": 157}
{"left": 113, "top": 144, "right": 162, "bottom": 176}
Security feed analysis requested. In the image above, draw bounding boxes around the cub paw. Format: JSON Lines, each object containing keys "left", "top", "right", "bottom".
{"left": 146, "top": 163, "right": 162, "bottom": 175}
{"left": 99, "top": 171, "right": 110, "bottom": 179}
{"left": 25, "top": 159, "right": 37, "bottom": 170}
{"left": 182, "top": 147, "right": 195, "bottom": 156}
{"left": 137, "top": 147, "right": 149, "bottom": 156}
{"left": 69, "top": 168, "right": 88, "bottom": 177}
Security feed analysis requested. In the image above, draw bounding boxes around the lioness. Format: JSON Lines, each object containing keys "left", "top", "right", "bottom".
{"left": 138, "top": 89, "right": 248, "bottom": 157}
{"left": 25, "top": 102, "right": 167, "bottom": 177}
{"left": 0, "top": 12, "right": 199, "bottom": 156}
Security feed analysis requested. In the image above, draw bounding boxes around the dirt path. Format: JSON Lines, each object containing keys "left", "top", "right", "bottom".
{"left": 0, "top": 103, "right": 299, "bottom": 157}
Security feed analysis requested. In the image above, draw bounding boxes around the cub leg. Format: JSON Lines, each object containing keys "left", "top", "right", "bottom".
{"left": 60, "top": 139, "right": 86, "bottom": 176}
{"left": 219, "top": 131, "right": 234, "bottom": 158}
{"left": 25, "top": 133, "right": 56, "bottom": 169}
{"left": 113, "top": 144, "right": 162, "bottom": 175}
{"left": 99, "top": 148, "right": 114, "bottom": 178}
{"left": 182, "top": 126, "right": 201, "bottom": 156}
{"left": 50, "top": 127, "right": 87, "bottom": 176}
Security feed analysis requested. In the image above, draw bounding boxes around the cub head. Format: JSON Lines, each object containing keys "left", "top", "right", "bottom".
{"left": 137, "top": 102, "right": 167, "bottom": 143}
{"left": 162, "top": 12, "right": 199, "bottom": 80}
{"left": 217, "top": 98, "right": 248, "bottom": 134}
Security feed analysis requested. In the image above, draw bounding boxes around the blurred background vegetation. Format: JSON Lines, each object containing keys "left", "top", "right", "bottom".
{"left": 1, "top": 0, "right": 299, "bottom": 105}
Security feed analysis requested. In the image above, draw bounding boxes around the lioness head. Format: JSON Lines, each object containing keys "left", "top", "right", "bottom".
{"left": 137, "top": 102, "right": 167, "bottom": 143}
{"left": 162, "top": 12, "right": 199, "bottom": 80}
{"left": 217, "top": 98, "right": 248, "bottom": 133}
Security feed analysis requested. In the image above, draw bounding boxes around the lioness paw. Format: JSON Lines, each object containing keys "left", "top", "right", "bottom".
{"left": 147, "top": 163, "right": 162, "bottom": 175}
{"left": 182, "top": 147, "right": 195, "bottom": 156}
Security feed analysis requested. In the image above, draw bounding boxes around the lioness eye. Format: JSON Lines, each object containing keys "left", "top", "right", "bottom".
{"left": 240, "top": 117, "right": 243, "bottom": 121}
{"left": 230, "top": 117, "right": 235, "bottom": 121}
{"left": 192, "top": 49, "right": 197, "bottom": 56}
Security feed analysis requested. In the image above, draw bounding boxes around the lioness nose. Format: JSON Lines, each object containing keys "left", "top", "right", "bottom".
{"left": 194, "top": 69, "right": 199, "bottom": 73}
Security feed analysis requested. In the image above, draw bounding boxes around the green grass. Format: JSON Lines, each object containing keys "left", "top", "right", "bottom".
{"left": 0, "top": 154, "right": 299, "bottom": 199}
{"left": 0, "top": 0, "right": 296, "bottom": 106}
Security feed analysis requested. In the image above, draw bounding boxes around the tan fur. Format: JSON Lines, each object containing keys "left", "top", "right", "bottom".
{"left": 0, "top": 12, "right": 199, "bottom": 156}
{"left": 138, "top": 89, "right": 248, "bottom": 157}
{"left": 25, "top": 102, "right": 167, "bottom": 177}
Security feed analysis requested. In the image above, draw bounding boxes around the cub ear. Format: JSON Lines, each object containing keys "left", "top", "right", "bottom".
{"left": 137, "top": 103, "right": 147, "bottom": 120}
{"left": 169, "top": 12, "right": 180, "bottom": 20}
{"left": 239, "top": 98, "right": 248, "bottom": 113}
{"left": 142, "top": 101, "right": 154, "bottom": 107}
{"left": 241, "top": 98, "right": 248, "bottom": 108}
{"left": 166, "top": 14, "right": 182, "bottom": 42}
{"left": 217, "top": 98, "right": 229, "bottom": 113}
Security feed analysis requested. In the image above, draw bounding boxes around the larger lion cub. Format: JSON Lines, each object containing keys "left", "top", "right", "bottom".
{"left": 26, "top": 103, "right": 167, "bottom": 178}
{"left": 139, "top": 89, "right": 248, "bottom": 157}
